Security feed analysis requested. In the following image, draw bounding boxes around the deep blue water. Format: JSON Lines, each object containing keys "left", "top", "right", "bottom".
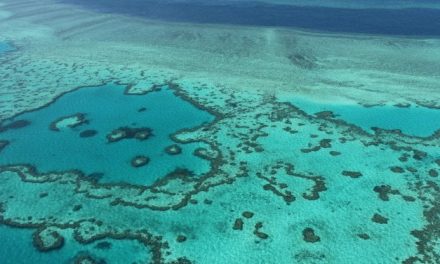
{"left": 0, "top": 84, "right": 214, "bottom": 185}
{"left": 61, "top": 0, "right": 440, "bottom": 36}
{"left": 289, "top": 97, "right": 440, "bottom": 137}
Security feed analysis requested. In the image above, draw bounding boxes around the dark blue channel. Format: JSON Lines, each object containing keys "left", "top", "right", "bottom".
{"left": 60, "top": 0, "right": 440, "bottom": 36}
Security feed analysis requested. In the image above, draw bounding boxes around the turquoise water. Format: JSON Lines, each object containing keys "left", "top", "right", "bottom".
{"left": 0, "top": 224, "right": 151, "bottom": 264}
{"left": 0, "top": 42, "right": 12, "bottom": 54}
{"left": 288, "top": 97, "right": 440, "bottom": 137}
{"left": 0, "top": 84, "right": 214, "bottom": 185}
{"left": 1, "top": 1, "right": 440, "bottom": 263}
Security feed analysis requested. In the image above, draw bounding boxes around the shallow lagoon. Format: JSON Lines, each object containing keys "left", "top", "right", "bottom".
{"left": 288, "top": 96, "right": 440, "bottom": 137}
{"left": 0, "top": 84, "right": 214, "bottom": 185}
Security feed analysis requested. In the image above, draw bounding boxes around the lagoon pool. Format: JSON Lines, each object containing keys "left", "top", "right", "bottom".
{"left": 288, "top": 96, "right": 440, "bottom": 137}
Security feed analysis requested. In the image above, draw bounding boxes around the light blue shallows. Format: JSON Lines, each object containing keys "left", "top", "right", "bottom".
{"left": 0, "top": 84, "right": 214, "bottom": 185}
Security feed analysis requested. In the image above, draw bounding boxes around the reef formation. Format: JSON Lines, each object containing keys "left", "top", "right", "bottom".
{"left": 0, "top": 79, "right": 439, "bottom": 263}
{"left": 0, "top": 0, "right": 439, "bottom": 263}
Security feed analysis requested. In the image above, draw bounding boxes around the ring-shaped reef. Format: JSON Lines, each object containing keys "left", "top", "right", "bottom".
{"left": 0, "top": 83, "right": 215, "bottom": 185}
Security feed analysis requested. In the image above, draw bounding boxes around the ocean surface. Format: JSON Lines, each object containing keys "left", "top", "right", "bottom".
{"left": 0, "top": 42, "right": 12, "bottom": 53}
{"left": 0, "top": 0, "right": 440, "bottom": 263}
{"left": 62, "top": 0, "right": 440, "bottom": 36}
